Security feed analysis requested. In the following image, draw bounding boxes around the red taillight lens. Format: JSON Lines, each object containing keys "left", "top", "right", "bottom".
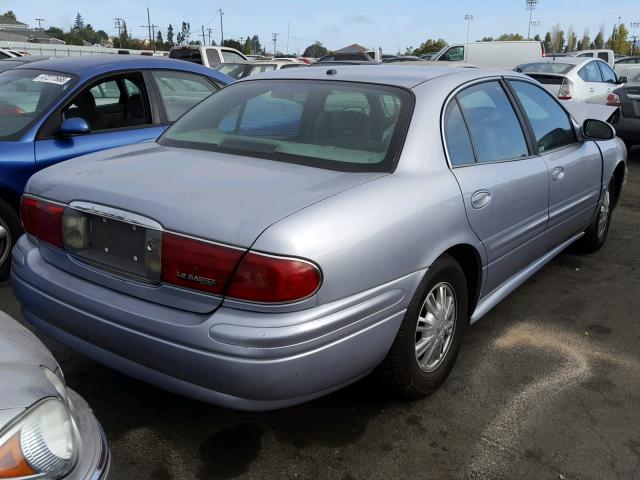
{"left": 227, "top": 252, "right": 321, "bottom": 303}
{"left": 161, "top": 232, "right": 243, "bottom": 295}
{"left": 20, "top": 196, "right": 64, "bottom": 248}
{"left": 606, "top": 92, "right": 621, "bottom": 106}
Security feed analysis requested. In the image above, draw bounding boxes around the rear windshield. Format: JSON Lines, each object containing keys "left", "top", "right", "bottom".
{"left": 158, "top": 79, "right": 413, "bottom": 172}
{"left": 0, "top": 68, "right": 76, "bottom": 141}
{"left": 515, "top": 62, "right": 575, "bottom": 74}
{"left": 169, "top": 48, "right": 203, "bottom": 64}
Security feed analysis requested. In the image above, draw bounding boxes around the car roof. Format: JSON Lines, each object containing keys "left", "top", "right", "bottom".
{"left": 237, "top": 64, "right": 518, "bottom": 89}
{"left": 12, "top": 54, "right": 231, "bottom": 82}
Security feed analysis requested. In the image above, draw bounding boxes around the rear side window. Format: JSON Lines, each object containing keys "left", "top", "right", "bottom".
{"left": 205, "top": 49, "right": 221, "bottom": 67}
{"left": 159, "top": 80, "right": 413, "bottom": 172}
{"left": 598, "top": 62, "right": 617, "bottom": 83}
{"left": 578, "top": 62, "right": 603, "bottom": 82}
{"left": 444, "top": 101, "right": 475, "bottom": 166}
{"left": 598, "top": 52, "right": 609, "bottom": 61}
{"left": 510, "top": 80, "right": 576, "bottom": 152}
{"left": 222, "top": 51, "right": 245, "bottom": 63}
{"left": 169, "top": 48, "right": 202, "bottom": 65}
{"left": 151, "top": 70, "right": 217, "bottom": 122}
{"left": 455, "top": 81, "right": 529, "bottom": 163}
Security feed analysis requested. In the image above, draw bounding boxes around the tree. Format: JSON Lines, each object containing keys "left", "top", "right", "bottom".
{"left": 411, "top": 38, "right": 447, "bottom": 56}
{"left": 45, "top": 27, "right": 65, "bottom": 40}
{"left": 566, "top": 26, "right": 577, "bottom": 52}
{"left": 2, "top": 11, "right": 16, "bottom": 20}
{"left": 481, "top": 36, "right": 494, "bottom": 41}
{"left": 166, "top": 24, "right": 174, "bottom": 47}
{"left": 222, "top": 39, "right": 243, "bottom": 51}
{"left": 608, "top": 23, "right": 630, "bottom": 54}
{"left": 550, "top": 24, "right": 565, "bottom": 53}
{"left": 497, "top": 33, "right": 524, "bottom": 41}
{"left": 176, "top": 21, "right": 190, "bottom": 46}
{"left": 581, "top": 29, "right": 590, "bottom": 52}
{"left": 156, "top": 31, "right": 164, "bottom": 50}
{"left": 593, "top": 25, "right": 605, "bottom": 49}
{"left": 303, "top": 41, "right": 328, "bottom": 58}
{"left": 534, "top": 34, "right": 541, "bottom": 42}
{"left": 543, "top": 32, "right": 553, "bottom": 53}
{"left": 73, "top": 13, "right": 85, "bottom": 31}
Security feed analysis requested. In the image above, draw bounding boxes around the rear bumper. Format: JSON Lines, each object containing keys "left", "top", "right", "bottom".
{"left": 12, "top": 236, "right": 419, "bottom": 410}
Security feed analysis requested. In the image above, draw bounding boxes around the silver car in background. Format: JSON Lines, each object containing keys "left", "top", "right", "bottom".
{"left": 0, "top": 311, "right": 109, "bottom": 478}
{"left": 516, "top": 56, "right": 627, "bottom": 103}
{"left": 11, "top": 66, "right": 626, "bottom": 410}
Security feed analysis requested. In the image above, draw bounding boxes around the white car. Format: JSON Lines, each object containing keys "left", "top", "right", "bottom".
{"left": 169, "top": 45, "right": 247, "bottom": 68}
{"left": 515, "top": 57, "right": 626, "bottom": 104}
{"left": 569, "top": 49, "right": 615, "bottom": 67}
{"left": 429, "top": 41, "right": 543, "bottom": 69}
{"left": 0, "top": 47, "right": 21, "bottom": 59}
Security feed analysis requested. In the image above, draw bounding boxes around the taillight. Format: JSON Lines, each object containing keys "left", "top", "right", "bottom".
{"left": 558, "top": 78, "right": 574, "bottom": 100}
{"left": 227, "top": 252, "right": 321, "bottom": 303}
{"left": 20, "top": 196, "right": 64, "bottom": 248}
{"left": 606, "top": 92, "right": 621, "bottom": 106}
{"left": 161, "top": 232, "right": 243, "bottom": 295}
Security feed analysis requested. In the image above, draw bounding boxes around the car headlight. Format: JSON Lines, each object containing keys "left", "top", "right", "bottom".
{"left": 0, "top": 398, "right": 75, "bottom": 478}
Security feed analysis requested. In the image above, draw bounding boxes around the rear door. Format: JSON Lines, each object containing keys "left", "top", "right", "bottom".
{"left": 577, "top": 60, "right": 608, "bottom": 103}
{"left": 597, "top": 60, "right": 620, "bottom": 99}
{"left": 508, "top": 79, "right": 602, "bottom": 249}
{"left": 445, "top": 80, "right": 550, "bottom": 295}
{"left": 34, "top": 71, "right": 165, "bottom": 170}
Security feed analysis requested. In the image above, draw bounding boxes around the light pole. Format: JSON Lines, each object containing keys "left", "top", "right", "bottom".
{"left": 34, "top": 18, "right": 44, "bottom": 30}
{"left": 631, "top": 21, "right": 640, "bottom": 56}
{"left": 272, "top": 32, "right": 278, "bottom": 56}
{"left": 526, "top": 0, "right": 538, "bottom": 40}
{"left": 530, "top": 20, "right": 541, "bottom": 39}
{"left": 464, "top": 14, "right": 473, "bottom": 62}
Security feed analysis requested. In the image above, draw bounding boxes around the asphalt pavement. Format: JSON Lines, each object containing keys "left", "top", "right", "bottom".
{"left": 1, "top": 150, "right": 638, "bottom": 480}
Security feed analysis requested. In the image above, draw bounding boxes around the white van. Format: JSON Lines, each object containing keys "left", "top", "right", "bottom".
{"left": 430, "top": 41, "right": 544, "bottom": 69}
{"left": 568, "top": 49, "right": 615, "bottom": 67}
{"left": 169, "top": 45, "right": 248, "bottom": 68}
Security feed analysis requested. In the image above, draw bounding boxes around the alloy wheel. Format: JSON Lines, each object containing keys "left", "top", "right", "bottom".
{"left": 597, "top": 188, "right": 611, "bottom": 240}
{"left": 0, "top": 217, "right": 10, "bottom": 270}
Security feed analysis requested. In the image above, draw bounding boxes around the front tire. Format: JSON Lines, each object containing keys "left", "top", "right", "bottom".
{"left": 576, "top": 178, "right": 615, "bottom": 253}
{"left": 0, "top": 199, "right": 20, "bottom": 281}
{"left": 378, "top": 254, "right": 468, "bottom": 399}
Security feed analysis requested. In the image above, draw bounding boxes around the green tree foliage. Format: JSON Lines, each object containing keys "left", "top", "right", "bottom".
{"left": 176, "top": 22, "right": 190, "bottom": 46}
{"left": 534, "top": 34, "right": 541, "bottom": 41}
{"left": 566, "top": 26, "right": 577, "bottom": 52}
{"left": 156, "top": 31, "right": 164, "bottom": 50}
{"left": 481, "top": 36, "right": 494, "bottom": 41}
{"left": 593, "top": 26, "right": 605, "bottom": 48}
{"left": 607, "top": 23, "right": 630, "bottom": 54}
{"left": 410, "top": 38, "right": 447, "bottom": 56}
{"left": 550, "top": 24, "right": 565, "bottom": 53}
{"left": 497, "top": 33, "right": 524, "bottom": 41}
{"left": 303, "top": 41, "right": 329, "bottom": 57}
{"left": 243, "top": 35, "right": 263, "bottom": 55}
{"left": 73, "top": 13, "right": 85, "bottom": 31}
{"left": 222, "top": 39, "right": 243, "bottom": 51}
{"left": 581, "top": 29, "right": 590, "bottom": 51}
{"left": 166, "top": 24, "right": 174, "bottom": 47}
{"left": 1, "top": 11, "right": 16, "bottom": 20}
{"left": 543, "top": 32, "right": 553, "bottom": 52}
{"left": 44, "top": 16, "right": 108, "bottom": 46}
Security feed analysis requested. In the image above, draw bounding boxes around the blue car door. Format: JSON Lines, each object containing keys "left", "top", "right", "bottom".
{"left": 34, "top": 71, "right": 166, "bottom": 171}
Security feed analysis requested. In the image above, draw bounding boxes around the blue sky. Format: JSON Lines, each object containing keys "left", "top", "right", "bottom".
{"left": 9, "top": 0, "right": 640, "bottom": 54}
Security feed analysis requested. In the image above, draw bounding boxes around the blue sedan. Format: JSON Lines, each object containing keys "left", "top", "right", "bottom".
{"left": 0, "top": 55, "right": 231, "bottom": 278}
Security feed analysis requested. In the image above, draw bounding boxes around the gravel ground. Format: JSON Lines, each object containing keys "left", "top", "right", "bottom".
{"left": 1, "top": 150, "right": 638, "bottom": 480}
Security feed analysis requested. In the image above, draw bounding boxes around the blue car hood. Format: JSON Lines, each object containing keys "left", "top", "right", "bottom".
{"left": 26, "top": 143, "right": 386, "bottom": 247}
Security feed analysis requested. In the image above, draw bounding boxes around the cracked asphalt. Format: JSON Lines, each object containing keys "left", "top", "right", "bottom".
{"left": 1, "top": 150, "right": 638, "bottom": 480}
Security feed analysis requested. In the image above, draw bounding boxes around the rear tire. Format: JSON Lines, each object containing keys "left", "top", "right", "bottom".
{"left": 377, "top": 254, "right": 468, "bottom": 399}
{"left": 576, "top": 178, "right": 615, "bottom": 254}
{"left": 0, "top": 199, "right": 20, "bottom": 281}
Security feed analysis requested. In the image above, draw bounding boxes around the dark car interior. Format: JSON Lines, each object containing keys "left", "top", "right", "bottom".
{"left": 63, "top": 72, "right": 151, "bottom": 131}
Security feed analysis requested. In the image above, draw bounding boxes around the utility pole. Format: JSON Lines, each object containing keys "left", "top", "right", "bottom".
{"left": 286, "top": 21, "right": 290, "bottom": 55}
{"left": 272, "top": 32, "right": 278, "bottom": 56}
{"left": 114, "top": 18, "right": 123, "bottom": 38}
{"left": 207, "top": 28, "right": 212, "bottom": 46}
{"left": 219, "top": 9, "right": 224, "bottom": 45}
{"left": 525, "top": 0, "right": 538, "bottom": 40}
{"left": 201, "top": 25, "right": 207, "bottom": 46}
{"left": 34, "top": 18, "right": 44, "bottom": 30}
{"left": 464, "top": 15, "right": 473, "bottom": 62}
{"left": 140, "top": 8, "right": 157, "bottom": 52}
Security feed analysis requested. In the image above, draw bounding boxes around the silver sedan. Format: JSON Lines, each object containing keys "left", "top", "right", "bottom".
{"left": 11, "top": 66, "right": 626, "bottom": 410}
{"left": 0, "top": 311, "right": 109, "bottom": 478}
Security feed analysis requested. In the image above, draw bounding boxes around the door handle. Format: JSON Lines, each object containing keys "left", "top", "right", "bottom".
{"left": 551, "top": 166, "right": 565, "bottom": 182}
{"left": 589, "top": 87, "right": 595, "bottom": 93}
{"left": 471, "top": 190, "right": 492, "bottom": 209}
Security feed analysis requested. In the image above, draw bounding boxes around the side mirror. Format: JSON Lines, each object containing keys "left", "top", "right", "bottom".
{"left": 59, "top": 117, "right": 91, "bottom": 136}
{"left": 617, "top": 76, "right": 628, "bottom": 84}
{"left": 582, "top": 119, "right": 615, "bottom": 141}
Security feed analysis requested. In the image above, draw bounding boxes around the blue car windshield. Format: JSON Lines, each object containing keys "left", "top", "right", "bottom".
{"left": 0, "top": 69, "right": 76, "bottom": 141}
{"left": 158, "top": 79, "right": 413, "bottom": 172}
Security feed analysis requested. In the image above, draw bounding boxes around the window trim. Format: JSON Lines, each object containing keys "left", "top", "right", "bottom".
{"left": 36, "top": 69, "right": 156, "bottom": 141}
{"left": 440, "top": 77, "right": 537, "bottom": 169}
{"left": 503, "top": 77, "right": 580, "bottom": 156}
{"left": 578, "top": 60, "right": 604, "bottom": 83}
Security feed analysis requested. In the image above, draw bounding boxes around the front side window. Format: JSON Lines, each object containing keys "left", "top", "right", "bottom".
{"left": 159, "top": 80, "right": 413, "bottom": 172}
{"left": 0, "top": 69, "right": 76, "bottom": 140}
{"left": 510, "top": 80, "right": 576, "bottom": 153}
{"left": 151, "top": 70, "right": 217, "bottom": 122}
{"left": 598, "top": 62, "right": 617, "bottom": 83}
{"left": 455, "top": 81, "right": 529, "bottom": 163}
{"left": 63, "top": 72, "right": 150, "bottom": 131}
{"left": 578, "top": 62, "right": 603, "bottom": 82}
{"left": 440, "top": 46, "right": 464, "bottom": 61}
{"left": 444, "top": 100, "right": 475, "bottom": 166}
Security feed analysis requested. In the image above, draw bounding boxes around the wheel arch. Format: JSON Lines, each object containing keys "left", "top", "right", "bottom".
{"left": 442, "top": 243, "right": 483, "bottom": 319}
{"left": 611, "top": 161, "right": 626, "bottom": 209}
{"left": 0, "top": 185, "right": 20, "bottom": 212}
